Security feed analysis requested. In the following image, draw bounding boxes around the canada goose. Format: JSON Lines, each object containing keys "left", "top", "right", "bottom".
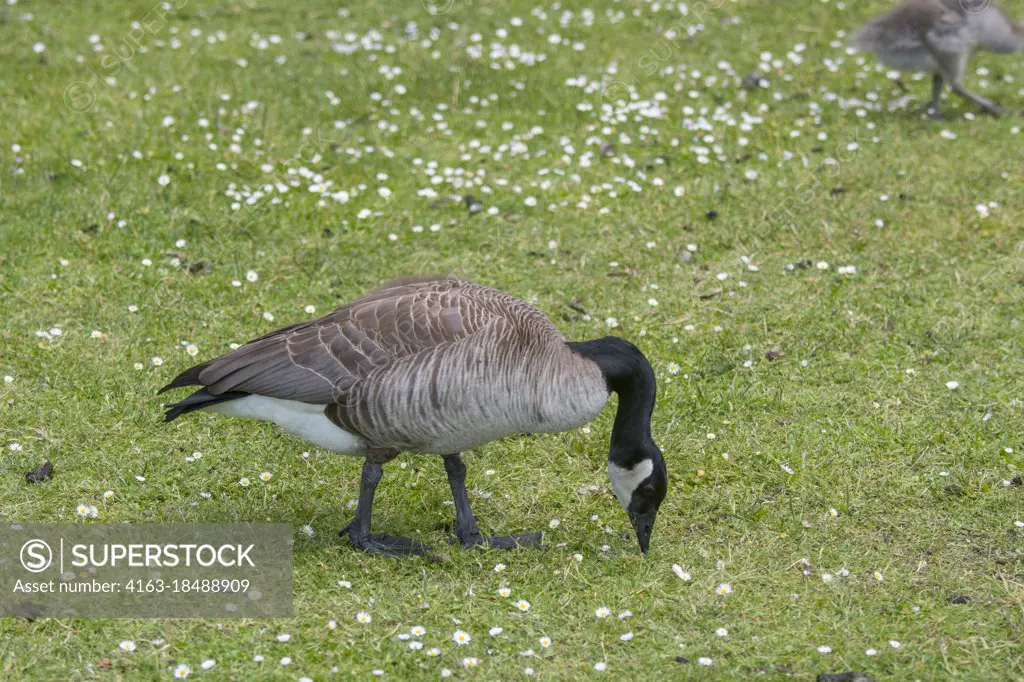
{"left": 850, "top": 0, "right": 1023, "bottom": 117}
{"left": 160, "top": 277, "right": 668, "bottom": 557}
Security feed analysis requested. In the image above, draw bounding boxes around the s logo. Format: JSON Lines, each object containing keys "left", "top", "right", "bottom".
{"left": 20, "top": 539, "right": 52, "bottom": 573}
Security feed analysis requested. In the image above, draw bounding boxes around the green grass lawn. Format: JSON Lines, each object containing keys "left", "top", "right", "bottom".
{"left": 2, "top": 0, "right": 1023, "bottom": 679}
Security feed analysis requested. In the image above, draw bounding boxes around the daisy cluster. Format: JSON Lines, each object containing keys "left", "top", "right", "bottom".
{"left": 13, "top": 0, "right": 1013, "bottom": 390}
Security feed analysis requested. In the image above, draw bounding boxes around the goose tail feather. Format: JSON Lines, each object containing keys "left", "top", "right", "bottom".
{"left": 163, "top": 389, "right": 248, "bottom": 422}
{"left": 158, "top": 362, "right": 211, "bottom": 395}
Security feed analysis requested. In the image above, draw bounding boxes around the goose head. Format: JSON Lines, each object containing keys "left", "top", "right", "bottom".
{"left": 569, "top": 335, "right": 668, "bottom": 554}
{"left": 608, "top": 442, "right": 667, "bottom": 553}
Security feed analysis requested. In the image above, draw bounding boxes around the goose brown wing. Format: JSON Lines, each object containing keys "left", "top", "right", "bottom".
{"left": 160, "top": 277, "right": 558, "bottom": 405}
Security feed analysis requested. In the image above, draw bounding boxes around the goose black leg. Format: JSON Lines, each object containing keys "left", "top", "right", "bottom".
{"left": 950, "top": 81, "right": 1004, "bottom": 116}
{"left": 934, "top": 51, "right": 1003, "bottom": 117}
{"left": 442, "top": 454, "right": 543, "bottom": 550}
{"left": 926, "top": 74, "right": 943, "bottom": 119}
{"left": 342, "top": 459, "right": 432, "bottom": 557}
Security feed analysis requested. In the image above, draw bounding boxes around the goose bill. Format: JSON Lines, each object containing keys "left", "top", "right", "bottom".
{"left": 629, "top": 510, "right": 657, "bottom": 554}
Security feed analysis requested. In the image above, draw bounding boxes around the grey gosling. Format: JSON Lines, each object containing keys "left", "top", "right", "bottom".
{"left": 160, "top": 277, "right": 668, "bottom": 557}
{"left": 851, "top": 0, "right": 1024, "bottom": 117}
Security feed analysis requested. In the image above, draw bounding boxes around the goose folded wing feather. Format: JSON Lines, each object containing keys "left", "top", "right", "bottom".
{"left": 191, "top": 278, "right": 510, "bottom": 406}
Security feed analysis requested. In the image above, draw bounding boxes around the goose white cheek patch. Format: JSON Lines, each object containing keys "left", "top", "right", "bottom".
{"left": 607, "top": 459, "right": 654, "bottom": 508}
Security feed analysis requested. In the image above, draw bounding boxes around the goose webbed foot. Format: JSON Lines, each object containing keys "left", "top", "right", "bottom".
{"left": 346, "top": 529, "right": 433, "bottom": 557}
{"left": 452, "top": 530, "right": 545, "bottom": 550}
{"left": 984, "top": 103, "right": 1005, "bottom": 118}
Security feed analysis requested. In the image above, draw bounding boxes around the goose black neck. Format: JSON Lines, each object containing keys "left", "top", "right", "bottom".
{"left": 568, "top": 336, "right": 656, "bottom": 461}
